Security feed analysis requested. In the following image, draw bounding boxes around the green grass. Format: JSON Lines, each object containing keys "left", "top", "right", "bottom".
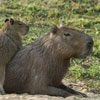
{"left": 0, "top": 0, "right": 100, "bottom": 94}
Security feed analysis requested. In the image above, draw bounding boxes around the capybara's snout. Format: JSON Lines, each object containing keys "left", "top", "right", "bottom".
{"left": 86, "top": 36, "right": 94, "bottom": 49}
{"left": 26, "top": 25, "right": 29, "bottom": 33}
{"left": 80, "top": 35, "right": 94, "bottom": 58}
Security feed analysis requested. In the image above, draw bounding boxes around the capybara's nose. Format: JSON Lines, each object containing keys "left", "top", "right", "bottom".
{"left": 27, "top": 25, "right": 29, "bottom": 30}
{"left": 87, "top": 39, "right": 93, "bottom": 48}
{"left": 26, "top": 25, "right": 29, "bottom": 32}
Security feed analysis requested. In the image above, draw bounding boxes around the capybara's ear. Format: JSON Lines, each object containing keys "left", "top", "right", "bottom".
{"left": 10, "top": 18, "right": 14, "bottom": 25}
{"left": 5, "top": 19, "right": 9, "bottom": 23}
{"left": 51, "top": 25, "right": 58, "bottom": 34}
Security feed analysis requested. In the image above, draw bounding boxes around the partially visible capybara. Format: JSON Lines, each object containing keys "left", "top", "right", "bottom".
{"left": 4, "top": 25, "right": 93, "bottom": 97}
{"left": 0, "top": 18, "right": 29, "bottom": 94}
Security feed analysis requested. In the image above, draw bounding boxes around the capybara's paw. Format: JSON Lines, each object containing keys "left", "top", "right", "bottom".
{"left": 0, "top": 89, "right": 5, "bottom": 95}
{"left": 75, "top": 92, "right": 88, "bottom": 98}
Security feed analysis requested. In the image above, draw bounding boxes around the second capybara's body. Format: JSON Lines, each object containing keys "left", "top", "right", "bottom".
{"left": 4, "top": 25, "right": 93, "bottom": 97}
{"left": 0, "top": 18, "right": 29, "bottom": 94}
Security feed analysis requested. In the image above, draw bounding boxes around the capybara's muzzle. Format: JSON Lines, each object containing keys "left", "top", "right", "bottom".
{"left": 85, "top": 36, "right": 94, "bottom": 56}
{"left": 87, "top": 38, "right": 94, "bottom": 49}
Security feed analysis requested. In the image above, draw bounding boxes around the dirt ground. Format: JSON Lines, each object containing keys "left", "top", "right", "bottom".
{"left": 0, "top": 92, "right": 99, "bottom": 100}
{"left": 0, "top": 80, "right": 100, "bottom": 100}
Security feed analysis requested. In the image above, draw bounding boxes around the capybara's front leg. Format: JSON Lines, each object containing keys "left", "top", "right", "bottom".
{"left": 0, "top": 65, "right": 6, "bottom": 95}
{"left": 42, "top": 86, "right": 72, "bottom": 97}
{"left": 0, "top": 84, "right": 5, "bottom": 95}
{"left": 58, "top": 84, "right": 87, "bottom": 98}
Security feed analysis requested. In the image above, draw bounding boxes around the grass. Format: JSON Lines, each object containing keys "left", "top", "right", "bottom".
{"left": 0, "top": 0, "right": 100, "bottom": 94}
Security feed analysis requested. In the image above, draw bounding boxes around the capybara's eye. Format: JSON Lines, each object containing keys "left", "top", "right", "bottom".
{"left": 64, "top": 33, "right": 71, "bottom": 36}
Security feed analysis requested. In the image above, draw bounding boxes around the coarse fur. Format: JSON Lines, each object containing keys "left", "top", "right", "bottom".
{"left": 4, "top": 25, "right": 93, "bottom": 97}
{"left": 0, "top": 18, "right": 29, "bottom": 94}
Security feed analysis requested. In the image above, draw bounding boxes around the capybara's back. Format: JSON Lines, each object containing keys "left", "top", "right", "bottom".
{"left": 4, "top": 25, "right": 93, "bottom": 97}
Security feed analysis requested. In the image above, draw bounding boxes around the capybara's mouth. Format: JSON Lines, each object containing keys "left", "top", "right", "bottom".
{"left": 87, "top": 44, "right": 93, "bottom": 55}
{"left": 26, "top": 26, "right": 29, "bottom": 33}
{"left": 25, "top": 26, "right": 29, "bottom": 35}
{"left": 79, "top": 47, "right": 93, "bottom": 59}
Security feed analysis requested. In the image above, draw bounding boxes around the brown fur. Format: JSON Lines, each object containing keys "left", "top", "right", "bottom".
{"left": 4, "top": 25, "right": 93, "bottom": 97}
{"left": 0, "top": 18, "right": 29, "bottom": 94}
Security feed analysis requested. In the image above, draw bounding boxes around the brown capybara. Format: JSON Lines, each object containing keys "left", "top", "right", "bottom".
{"left": 4, "top": 25, "right": 93, "bottom": 97}
{"left": 0, "top": 18, "right": 29, "bottom": 94}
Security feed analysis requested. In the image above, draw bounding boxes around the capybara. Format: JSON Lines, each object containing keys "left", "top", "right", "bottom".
{"left": 4, "top": 25, "right": 93, "bottom": 97}
{"left": 0, "top": 18, "right": 29, "bottom": 94}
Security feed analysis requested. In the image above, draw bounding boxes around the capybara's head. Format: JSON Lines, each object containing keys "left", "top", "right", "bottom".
{"left": 49, "top": 25, "right": 93, "bottom": 59}
{"left": 3, "top": 18, "right": 29, "bottom": 35}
